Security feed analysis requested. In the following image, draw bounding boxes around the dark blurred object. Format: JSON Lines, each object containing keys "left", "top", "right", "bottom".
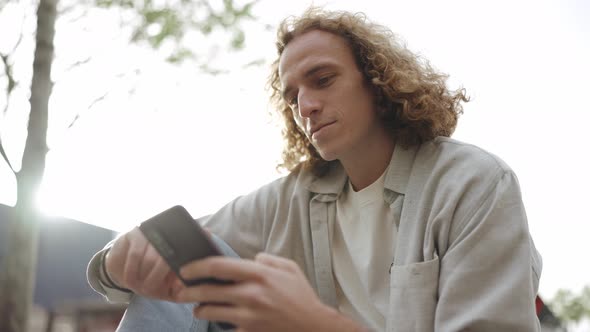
{"left": 0, "top": 203, "right": 125, "bottom": 331}
{"left": 536, "top": 296, "right": 567, "bottom": 331}
{"left": 46, "top": 301, "right": 126, "bottom": 332}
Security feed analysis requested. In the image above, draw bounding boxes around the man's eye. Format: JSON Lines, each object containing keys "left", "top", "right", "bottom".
{"left": 317, "top": 75, "right": 333, "bottom": 86}
{"left": 289, "top": 96, "right": 298, "bottom": 107}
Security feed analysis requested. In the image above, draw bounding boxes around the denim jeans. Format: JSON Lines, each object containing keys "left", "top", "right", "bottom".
{"left": 116, "top": 234, "right": 239, "bottom": 332}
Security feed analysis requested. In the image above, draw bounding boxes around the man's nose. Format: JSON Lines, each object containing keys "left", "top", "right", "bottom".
{"left": 297, "top": 90, "right": 321, "bottom": 119}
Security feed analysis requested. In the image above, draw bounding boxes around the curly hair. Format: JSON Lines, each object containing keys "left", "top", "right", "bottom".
{"left": 268, "top": 7, "right": 469, "bottom": 176}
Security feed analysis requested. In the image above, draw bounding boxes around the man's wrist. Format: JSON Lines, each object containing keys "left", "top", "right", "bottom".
{"left": 99, "top": 248, "right": 131, "bottom": 292}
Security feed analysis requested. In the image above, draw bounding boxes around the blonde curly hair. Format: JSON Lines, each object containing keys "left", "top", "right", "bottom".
{"left": 268, "top": 7, "right": 468, "bottom": 176}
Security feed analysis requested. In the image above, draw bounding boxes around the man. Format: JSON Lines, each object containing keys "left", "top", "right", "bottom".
{"left": 88, "top": 7, "right": 542, "bottom": 332}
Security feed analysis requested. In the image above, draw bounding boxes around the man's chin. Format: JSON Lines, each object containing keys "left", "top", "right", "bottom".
{"left": 316, "top": 149, "right": 338, "bottom": 162}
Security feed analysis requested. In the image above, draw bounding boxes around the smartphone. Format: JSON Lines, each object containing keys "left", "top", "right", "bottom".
{"left": 139, "top": 205, "right": 230, "bottom": 286}
{"left": 139, "top": 205, "right": 235, "bottom": 329}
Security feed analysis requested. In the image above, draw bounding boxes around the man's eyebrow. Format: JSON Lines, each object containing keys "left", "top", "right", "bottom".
{"left": 281, "top": 63, "right": 337, "bottom": 100}
{"left": 304, "top": 63, "right": 335, "bottom": 79}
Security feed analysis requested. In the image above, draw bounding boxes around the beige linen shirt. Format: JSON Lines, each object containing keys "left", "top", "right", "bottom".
{"left": 88, "top": 137, "right": 542, "bottom": 331}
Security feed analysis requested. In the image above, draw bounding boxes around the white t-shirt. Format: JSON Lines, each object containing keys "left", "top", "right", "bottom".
{"left": 332, "top": 170, "right": 398, "bottom": 331}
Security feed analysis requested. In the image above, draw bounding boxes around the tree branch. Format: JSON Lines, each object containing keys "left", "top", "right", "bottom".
{"left": 59, "top": 3, "right": 89, "bottom": 24}
{"left": 8, "top": 22, "right": 24, "bottom": 55}
{"left": 67, "top": 67, "right": 140, "bottom": 129}
{"left": 0, "top": 7, "right": 25, "bottom": 115}
{"left": 0, "top": 53, "right": 16, "bottom": 115}
{"left": 67, "top": 91, "right": 107, "bottom": 128}
{"left": 63, "top": 56, "right": 91, "bottom": 72}
{"left": 0, "top": 138, "right": 15, "bottom": 174}
{"left": 0, "top": 2, "right": 25, "bottom": 173}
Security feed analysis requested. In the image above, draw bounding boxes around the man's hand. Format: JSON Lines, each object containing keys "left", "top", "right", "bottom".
{"left": 173, "top": 253, "right": 366, "bottom": 332}
{"left": 104, "top": 227, "right": 179, "bottom": 300}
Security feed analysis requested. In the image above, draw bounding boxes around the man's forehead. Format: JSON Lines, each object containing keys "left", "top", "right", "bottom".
{"left": 279, "top": 31, "right": 346, "bottom": 67}
{"left": 278, "top": 31, "right": 351, "bottom": 84}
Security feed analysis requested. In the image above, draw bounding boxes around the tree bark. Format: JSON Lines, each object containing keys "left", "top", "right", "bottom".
{"left": 0, "top": 0, "right": 57, "bottom": 330}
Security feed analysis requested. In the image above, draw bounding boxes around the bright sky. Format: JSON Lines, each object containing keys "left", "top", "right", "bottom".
{"left": 0, "top": 0, "right": 588, "bottom": 302}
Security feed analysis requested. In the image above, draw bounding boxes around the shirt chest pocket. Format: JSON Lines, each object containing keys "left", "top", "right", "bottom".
{"left": 387, "top": 255, "right": 439, "bottom": 332}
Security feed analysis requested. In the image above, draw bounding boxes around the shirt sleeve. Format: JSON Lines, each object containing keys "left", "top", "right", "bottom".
{"left": 86, "top": 245, "right": 133, "bottom": 304}
{"left": 202, "top": 175, "right": 290, "bottom": 259}
{"left": 435, "top": 170, "right": 542, "bottom": 331}
{"left": 85, "top": 185, "right": 272, "bottom": 304}
{"left": 86, "top": 176, "right": 286, "bottom": 303}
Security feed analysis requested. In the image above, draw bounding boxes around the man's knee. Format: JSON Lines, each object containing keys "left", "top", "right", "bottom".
{"left": 117, "top": 296, "right": 206, "bottom": 332}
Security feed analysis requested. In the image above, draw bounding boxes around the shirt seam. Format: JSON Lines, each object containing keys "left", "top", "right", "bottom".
{"left": 448, "top": 167, "right": 506, "bottom": 243}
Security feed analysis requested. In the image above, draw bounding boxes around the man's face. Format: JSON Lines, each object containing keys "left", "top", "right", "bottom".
{"left": 279, "top": 29, "right": 385, "bottom": 162}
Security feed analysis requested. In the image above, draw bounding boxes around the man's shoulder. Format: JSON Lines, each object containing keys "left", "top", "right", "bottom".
{"left": 420, "top": 137, "right": 512, "bottom": 175}
{"left": 403, "top": 137, "right": 516, "bottom": 196}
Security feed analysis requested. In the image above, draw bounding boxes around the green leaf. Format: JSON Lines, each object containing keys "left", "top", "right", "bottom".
{"left": 550, "top": 286, "right": 590, "bottom": 323}
{"left": 230, "top": 29, "right": 245, "bottom": 50}
{"left": 94, "top": 0, "right": 258, "bottom": 72}
{"left": 166, "top": 48, "right": 194, "bottom": 64}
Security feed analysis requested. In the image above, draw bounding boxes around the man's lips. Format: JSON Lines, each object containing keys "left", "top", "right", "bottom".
{"left": 309, "top": 121, "right": 336, "bottom": 136}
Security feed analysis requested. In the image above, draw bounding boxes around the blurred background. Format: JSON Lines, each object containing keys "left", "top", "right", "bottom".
{"left": 0, "top": 0, "right": 588, "bottom": 331}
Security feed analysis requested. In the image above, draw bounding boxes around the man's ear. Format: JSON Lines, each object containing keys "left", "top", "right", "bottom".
{"left": 369, "top": 82, "right": 388, "bottom": 115}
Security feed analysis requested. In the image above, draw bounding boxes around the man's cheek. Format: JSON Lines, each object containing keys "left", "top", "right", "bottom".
{"left": 293, "top": 117, "right": 307, "bottom": 137}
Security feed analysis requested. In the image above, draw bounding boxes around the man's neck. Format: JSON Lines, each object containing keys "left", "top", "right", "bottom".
{"left": 341, "top": 139, "right": 395, "bottom": 192}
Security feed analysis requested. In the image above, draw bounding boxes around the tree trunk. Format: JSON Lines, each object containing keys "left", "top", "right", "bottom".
{"left": 0, "top": 0, "right": 57, "bottom": 330}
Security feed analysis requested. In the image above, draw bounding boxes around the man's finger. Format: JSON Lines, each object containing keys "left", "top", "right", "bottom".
{"left": 142, "top": 255, "right": 174, "bottom": 296}
{"left": 105, "top": 234, "right": 130, "bottom": 286}
{"left": 179, "top": 257, "right": 270, "bottom": 283}
{"left": 175, "top": 283, "right": 231, "bottom": 304}
{"left": 254, "top": 253, "right": 299, "bottom": 273}
{"left": 123, "top": 229, "right": 149, "bottom": 288}
{"left": 139, "top": 244, "right": 159, "bottom": 278}
{"left": 193, "top": 303, "right": 243, "bottom": 327}
{"left": 175, "top": 281, "right": 264, "bottom": 306}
